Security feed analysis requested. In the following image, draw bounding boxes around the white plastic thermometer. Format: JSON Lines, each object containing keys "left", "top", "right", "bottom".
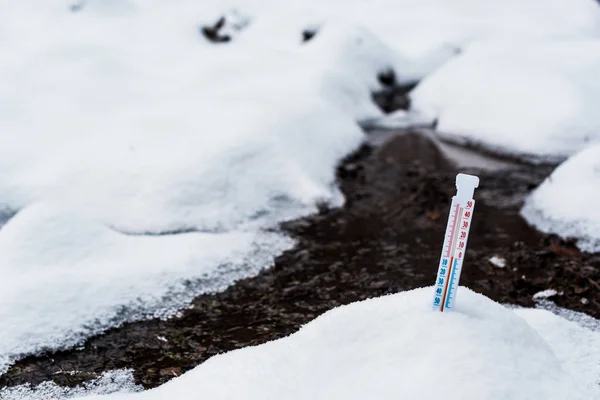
{"left": 432, "top": 173, "right": 479, "bottom": 312}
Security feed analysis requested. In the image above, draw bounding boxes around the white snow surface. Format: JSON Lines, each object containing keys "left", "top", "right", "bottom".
{"left": 226, "top": 0, "right": 600, "bottom": 60}
{"left": 533, "top": 289, "right": 559, "bottom": 300}
{"left": 60, "top": 288, "right": 599, "bottom": 400}
{"left": 411, "top": 40, "right": 600, "bottom": 162}
{"left": 522, "top": 144, "right": 600, "bottom": 252}
{"left": 488, "top": 255, "right": 506, "bottom": 269}
{"left": 0, "top": 204, "right": 294, "bottom": 373}
{"left": 533, "top": 299, "right": 600, "bottom": 332}
{"left": 3, "top": 0, "right": 600, "bottom": 378}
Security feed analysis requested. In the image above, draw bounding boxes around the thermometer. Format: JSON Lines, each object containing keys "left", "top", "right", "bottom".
{"left": 432, "top": 173, "right": 479, "bottom": 312}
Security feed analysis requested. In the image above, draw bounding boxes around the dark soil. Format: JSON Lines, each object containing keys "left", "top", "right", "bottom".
{"left": 1, "top": 131, "right": 599, "bottom": 391}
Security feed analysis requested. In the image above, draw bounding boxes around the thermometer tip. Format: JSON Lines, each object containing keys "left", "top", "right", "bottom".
{"left": 456, "top": 173, "right": 479, "bottom": 201}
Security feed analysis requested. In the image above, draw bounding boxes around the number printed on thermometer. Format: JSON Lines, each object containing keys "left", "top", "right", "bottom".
{"left": 432, "top": 174, "right": 479, "bottom": 312}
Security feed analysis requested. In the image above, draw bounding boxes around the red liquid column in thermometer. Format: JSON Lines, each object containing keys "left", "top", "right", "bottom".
{"left": 432, "top": 199, "right": 475, "bottom": 311}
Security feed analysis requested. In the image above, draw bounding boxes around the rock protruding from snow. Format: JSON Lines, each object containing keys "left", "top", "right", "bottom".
{"left": 411, "top": 40, "right": 600, "bottom": 162}
{"left": 521, "top": 144, "right": 600, "bottom": 252}
{"left": 79, "top": 288, "right": 597, "bottom": 400}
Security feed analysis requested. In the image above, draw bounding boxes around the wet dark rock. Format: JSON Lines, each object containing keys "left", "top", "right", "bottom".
{"left": 302, "top": 29, "right": 318, "bottom": 43}
{"left": 200, "top": 17, "right": 231, "bottom": 43}
{"left": 372, "top": 80, "right": 419, "bottom": 113}
{"left": 377, "top": 69, "right": 397, "bottom": 87}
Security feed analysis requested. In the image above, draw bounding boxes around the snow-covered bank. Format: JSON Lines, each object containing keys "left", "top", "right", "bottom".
{"left": 224, "top": 0, "right": 600, "bottom": 59}
{"left": 0, "top": 204, "right": 293, "bottom": 373}
{"left": 521, "top": 144, "right": 600, "bottom": 252}
{"left": 40, "top": 288, "right": 600, "bottom": 400}
{"left": 411, "top": 40, "right": 600, "bottom": 162}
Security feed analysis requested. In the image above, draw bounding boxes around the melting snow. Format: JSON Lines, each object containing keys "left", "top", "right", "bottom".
{"left": 66, "top": 288, "right": 600, "bottom": 400}
{"left": 522, "top": 144, "right": 600, "bottom": 252}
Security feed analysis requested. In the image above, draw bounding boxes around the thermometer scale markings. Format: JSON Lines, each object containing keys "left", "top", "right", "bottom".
{"left": 446, "top": 259, "right": 460, "bottom": 309}
{"left": 441, "top": 206, "right": 463, "bottom": 311}
{"left": 432, "top": 173, "right": 479, "bottom": 312}
{"left": 444, "top": 204, "right": 460, "bottom": 258}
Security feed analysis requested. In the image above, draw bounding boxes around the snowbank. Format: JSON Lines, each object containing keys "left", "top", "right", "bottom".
{"left": 411, "top": 40, "right": 600, "bottom": 162}
{"left": 58, "top": 288, "right": 598, "bottom": 400}
{"left": 0, "top": 204, "right": 293, "bottom": 372}
{"left": 513, "top": 307, "right": 600, "bottom": 396}
{"left": 312, "top": 0, "right": 600, "bottom": 59}
{"left": 521, "top": 144, "right": 600, "bottom": 252}
{"left": 229, "top": 0, "right": 600, "bottom": 59}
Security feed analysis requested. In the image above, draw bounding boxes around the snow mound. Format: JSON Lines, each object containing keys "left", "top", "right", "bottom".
{"left": 411, "top": 40, "right": 600, "bottom": 162}
{"left": 0, "top": 203, "right": 294, "bottom": 372}
{"left": 256, "top": 0, "right": 600, "bottom": 61}
{"left": 533, "top": 300, "right": 600, "bottom": 332}
{"left": 514, "top": 307, "right": 600, "bottom": 396}
{"left": 521, "top": 144, "right": 600, "bottom": 252}
{"left": 78, "top": 288, "right": 598, "bottom": 400}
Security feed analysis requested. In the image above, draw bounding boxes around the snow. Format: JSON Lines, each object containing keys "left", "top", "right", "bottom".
{"left": 3, "top": 0, "right": 600, "bottom": 384}
{"left": 57, "top": 288, "right": 598, "bottom": 400}
{"left": 359, "top": 109, "right": 435, "bottom": 131}
{"left": 0, "top": 203, "right": 293, "bottom": 372}
{"left": 411, "top": 40, "right": 600, "bottom": 162}
{"left": 257, "top": 0, "right": 600, "bottom": 60}
{"left": 488, "top": 256, "right": 506, "bottom": 269}
{"left": 533, "top": 289, "right": 559, "bottom": 300}
{"left": 0, "top": 370, "right": 141, "bottom": 400}
{"left": 513, "top": 307, "right": 600, "bottom": 396}
{"left": 533, "top": 300, "right": 600, "bottom": 332}
{"left": 521, "top": 144, "right": 600, "bottom": 252}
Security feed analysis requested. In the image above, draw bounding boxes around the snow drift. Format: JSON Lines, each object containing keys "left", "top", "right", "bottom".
{"left": 55, "top": 287, "right": 600, "bottom": 400}
{"left": 521, "top": 144, "right": 600, "bottom": 252}
{"left": 411, "top": 40, "right": 600, "bottom": 162}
